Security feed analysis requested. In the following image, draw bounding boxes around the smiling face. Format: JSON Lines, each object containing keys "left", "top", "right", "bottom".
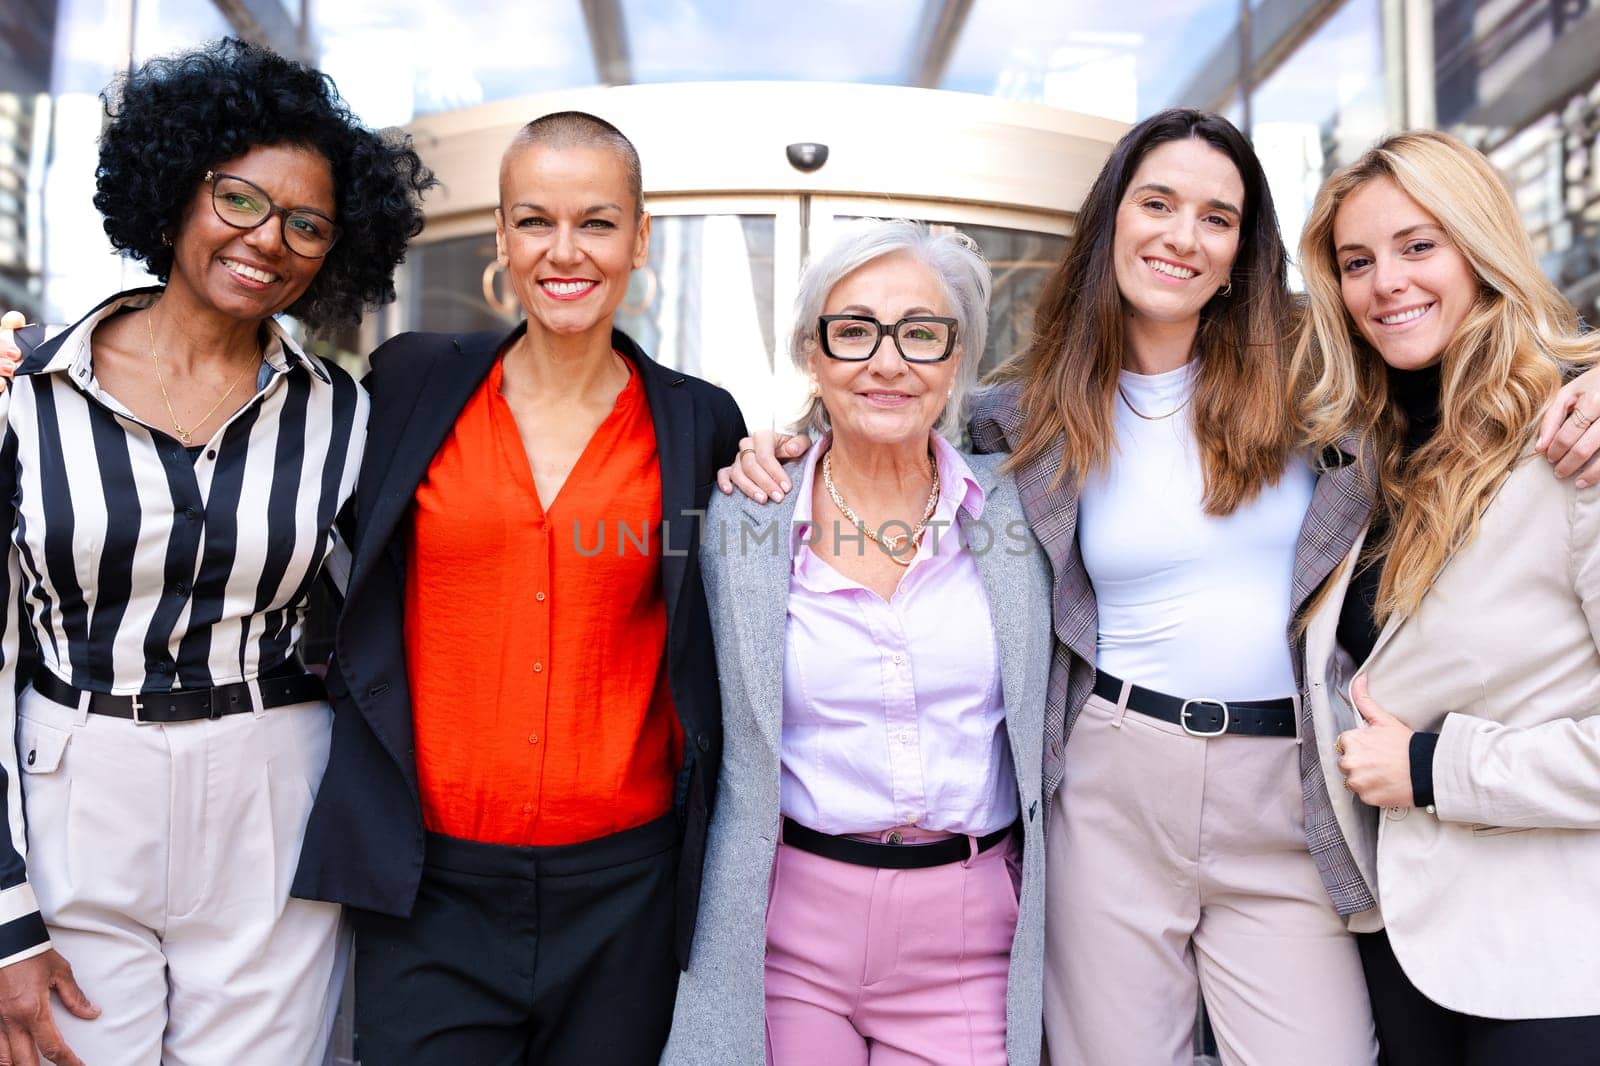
{"left": 1111, "top": 137, "right": 1245, "bottom": 327}
{"left": 1333, "top": 176, "right": 1478, "bottom": 372}
{"left": 165, "top": 142, "right": 334, "bottom": 322}
{"left": 495, "top": 143, "right": 650, "bottom": 344}
{"left": 807, "top": 252, "right": 959, "bottom": 450}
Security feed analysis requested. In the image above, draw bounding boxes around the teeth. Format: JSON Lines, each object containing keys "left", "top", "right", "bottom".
{"left": 222, "top": 258, "right": 277, "bottom": 283}
{"left": 1379, "top": 306, "right": 1429, "bottom": 325}
{"left": 543, "top": 280, "right": 594, "bottom": 296}
{"left": 1147, "top": 259, "right": 1196, "bottom": 280}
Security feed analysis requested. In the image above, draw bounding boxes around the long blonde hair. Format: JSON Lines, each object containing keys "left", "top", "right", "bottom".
{"left": 1291, "top": 130, "right": 1599, "bottom": 622}
{"left": 995, "top": 109, "right": 1298, "bottom": 515}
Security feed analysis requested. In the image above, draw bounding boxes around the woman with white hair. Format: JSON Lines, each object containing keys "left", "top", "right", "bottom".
{"left": 661, "top": 219, "right": 1052, "bottom": 1066}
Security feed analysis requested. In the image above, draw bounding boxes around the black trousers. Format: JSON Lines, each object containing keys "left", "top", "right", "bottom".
{"left": 352, "top": 815, "right": 681, "bottom": 1066}
{"left": 1358, "top": 930, "right": 1600, "bottom": 1066}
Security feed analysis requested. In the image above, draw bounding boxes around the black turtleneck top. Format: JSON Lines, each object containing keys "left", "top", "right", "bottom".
{"left": 1334, "top": 362, "right": 1442, "bottom": 808}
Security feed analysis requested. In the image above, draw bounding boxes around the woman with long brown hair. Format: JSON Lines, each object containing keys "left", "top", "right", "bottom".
{"left": 1295, "top": 130, "right": 1600, "bottom": 1066}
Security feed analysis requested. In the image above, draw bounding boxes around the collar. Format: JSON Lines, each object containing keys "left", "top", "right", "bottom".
{"left": 24, "top": 288, "right": 331, "bottom": 387}
{"left": 791, "top": 432, "right": 985, "bottom": 582}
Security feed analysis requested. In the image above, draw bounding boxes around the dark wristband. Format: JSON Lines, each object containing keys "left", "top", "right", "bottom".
{"left": 1409, "top": 730, "right": 1440, "bottom": 809}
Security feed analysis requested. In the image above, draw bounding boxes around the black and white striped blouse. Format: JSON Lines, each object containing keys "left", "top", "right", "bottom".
{"left": 0, "top": 288, "right": 368, "bottom": 963}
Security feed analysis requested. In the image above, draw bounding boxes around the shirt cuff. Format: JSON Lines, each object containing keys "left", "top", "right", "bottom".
{"left": 1410, "top": 730, "right": 1440, "bottom": 810}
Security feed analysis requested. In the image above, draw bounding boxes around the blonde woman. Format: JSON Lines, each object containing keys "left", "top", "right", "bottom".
{"left": 1292, "top": 130, "right": 1600, "bottom": 1065}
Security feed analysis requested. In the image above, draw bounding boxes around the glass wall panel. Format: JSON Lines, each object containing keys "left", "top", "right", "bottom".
{"left": 1249, "top": 0, "right": 1387, "bottom": 283}
{"left": 316, "top": 1, "right": 597, "bottom": 127}
{"left": 623, "top": 0, "right": 923, "bottom": 85}
{"left": 943, "top": 0, "right": 1241, "bottom": 121}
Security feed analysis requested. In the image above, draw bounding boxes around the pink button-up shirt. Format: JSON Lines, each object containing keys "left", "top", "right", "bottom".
{"left": 780, "top": 434, "right": 1016, "bottom": 837}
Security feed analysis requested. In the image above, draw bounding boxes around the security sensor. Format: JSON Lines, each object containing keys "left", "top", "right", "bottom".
{"left": 786, "top": 143, "right": 829, "bottom": 172}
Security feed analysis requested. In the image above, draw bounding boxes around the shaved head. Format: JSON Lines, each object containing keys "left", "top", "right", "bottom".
{"left": 499, "top": 110, "right": 643, "bottom": 216}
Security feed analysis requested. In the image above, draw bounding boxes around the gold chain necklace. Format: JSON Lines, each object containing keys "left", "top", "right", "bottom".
{"left": 821, "top": 449, "right": 940, "bottom": 568}
{"left": 145, "top": 311, "right": 259, "bottom": 446}
{"left": 1117, "top": 384, "right": 1190, "bottom": 421}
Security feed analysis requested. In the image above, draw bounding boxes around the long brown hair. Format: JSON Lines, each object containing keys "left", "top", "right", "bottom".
{"left": 1291, "top": 131, "right": 1599, "bottom": 621}
{"left": 995, "top": 108, "right": 1298, "bottom": 514}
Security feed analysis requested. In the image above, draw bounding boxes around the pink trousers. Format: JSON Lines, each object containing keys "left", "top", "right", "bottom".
{"left": 764, "top": 827, "right": 1020, "bottom": 1065}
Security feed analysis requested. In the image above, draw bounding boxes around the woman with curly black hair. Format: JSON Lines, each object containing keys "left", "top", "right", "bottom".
{"left": 0, "top": 37, "right": 430, "bottom": 1066}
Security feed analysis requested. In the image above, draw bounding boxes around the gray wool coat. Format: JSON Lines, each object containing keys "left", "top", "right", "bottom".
{"left": 662, "top": 449, "right": 1052, "bottom": 1066}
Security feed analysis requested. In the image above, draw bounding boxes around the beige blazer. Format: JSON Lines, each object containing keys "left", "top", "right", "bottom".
{"left": 1303, "top": 452, "right": 1600, "bottom": 1020}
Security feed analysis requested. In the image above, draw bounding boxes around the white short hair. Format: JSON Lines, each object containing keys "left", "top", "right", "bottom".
{"left": 790, "top": 219, "right": 991, "bottom": 442}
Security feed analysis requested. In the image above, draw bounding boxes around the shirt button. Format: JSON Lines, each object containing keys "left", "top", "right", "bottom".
{"left": 535, "top": 592, "right": 546, "bottom": 602}
{"left": 206, "top": 449, "right": 217, "bottom": 460}
{"left": 898, "top": 731, "right": 910, "bottom": 744}
{"left": 532, "top": 662, "right": 543, "bottom": 673}
{"left": 171, "top": 583, "right": 188, "bottom": 597}
{"left": 184, "top": 508, "right": 198, "bottom": 521}
{"left": 891, "top": 653, "right": 905, "bottom": 665}
{"left": 522, "top": 803, "right": 532, "bottom": 814}
{"left": 528, "top": 733, "right": 539, "bottom": 744}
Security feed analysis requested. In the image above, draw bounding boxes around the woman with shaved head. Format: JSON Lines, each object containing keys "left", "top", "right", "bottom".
{"left": 292, "top": 111, "right": 747, "bottom": 1065}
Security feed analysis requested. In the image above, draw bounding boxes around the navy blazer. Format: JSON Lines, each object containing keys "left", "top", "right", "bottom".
{"left": 291, "top": 323, "right": 747, "bottom": 967}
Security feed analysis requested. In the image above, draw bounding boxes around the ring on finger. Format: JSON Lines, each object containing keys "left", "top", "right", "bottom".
{"left": 1572, "top": 409, "right": 1595, "bottom": 431}
{"left": 738, "top": 447, "right": 757, "bottom": 462}
{"left": 1335, "top": 738, "right": 1345, "bottom": 756}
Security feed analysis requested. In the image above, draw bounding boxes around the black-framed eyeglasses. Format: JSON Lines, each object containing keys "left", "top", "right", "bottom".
{"left": 817, "top": 314, "right": 959, "bottom": 363}
{"left": 205, "top": 170, "right": 342, "bottom": 258}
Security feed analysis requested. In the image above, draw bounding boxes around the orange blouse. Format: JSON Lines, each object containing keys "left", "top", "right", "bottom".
{"left": 404, "top": 354, "right": 681, "bottom": 847}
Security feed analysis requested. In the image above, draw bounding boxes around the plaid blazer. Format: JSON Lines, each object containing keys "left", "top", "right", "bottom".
{"left": 969, "top": 386, "right": 1377, "bottom": 915}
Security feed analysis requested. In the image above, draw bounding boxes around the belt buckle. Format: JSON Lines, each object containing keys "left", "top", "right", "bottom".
{"left": 130, "top": 693, "right": 148, "bottom": 726}
{"left": 1180, "top": 698, "right": 1229, "bottom": 738}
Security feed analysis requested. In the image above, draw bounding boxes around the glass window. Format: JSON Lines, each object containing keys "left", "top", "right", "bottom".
{"left": 623, "top": 0, "right": 923, "bottom": 85}
{"left": 1249, "top": 0, "right": 1388, "bottom": 282}
{"left": 316, "top": 1, "right": 597, "bottom": 127}
{"left": 942, "top": 0, "right": 1242, "bottom": 121}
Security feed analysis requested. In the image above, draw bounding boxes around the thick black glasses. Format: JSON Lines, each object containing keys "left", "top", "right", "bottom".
{"left": 206, "top": 170, "right": 342, "bottom": 258}
{"left": 817, "top": 314, "right": 959, "bottom": 362}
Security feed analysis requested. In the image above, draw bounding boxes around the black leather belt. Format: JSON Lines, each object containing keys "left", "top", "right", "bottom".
{"left": 33, "top": 663, "right": 325, "bottom": 724}
{"left": 781, "top": 817, "right": 1012, "bottom": 870}
{"left": 1093, "top": 670, "right": 1297, "bottom": 738}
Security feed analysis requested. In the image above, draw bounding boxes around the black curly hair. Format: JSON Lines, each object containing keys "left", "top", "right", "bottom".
{"left": 94, "top": 38, "right": 435, "bottom": 332}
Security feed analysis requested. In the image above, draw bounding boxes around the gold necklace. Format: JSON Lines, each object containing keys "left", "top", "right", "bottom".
{"left": 821, "top": 449, "right": 940, "bottom": 568}
{"left": 1117, "top": 384, "right": 1190, "bottom": 421}
{"left": 145, "top": 311, "right": 259, "bottom": 446}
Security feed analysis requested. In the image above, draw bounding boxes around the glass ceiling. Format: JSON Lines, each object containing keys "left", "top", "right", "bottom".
{"left": 297, "top": 0, "right": 1251, "bottom": 129}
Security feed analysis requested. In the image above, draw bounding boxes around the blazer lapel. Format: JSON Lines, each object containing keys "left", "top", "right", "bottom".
{"left": 1010, "top": 443, "right": 1095, "bottom": 663}
{"left": 625, "top": 329, "right": 697, "bottom": 636}
{"left": 347, "top": 328, "right": 506, "bottom": 600}
{"left": 1292, "top": 436, "right": 1375, "bottom": 617}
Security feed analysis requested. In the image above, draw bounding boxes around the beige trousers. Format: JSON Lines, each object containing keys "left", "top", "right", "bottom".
{"left": 18, "top": 688, "right": 345, "bottom": 1066}
{"left": 1044, "top": 690, "right": 1376, "bottom": 1066}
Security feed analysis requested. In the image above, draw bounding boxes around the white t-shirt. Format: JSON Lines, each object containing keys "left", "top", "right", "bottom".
{"left": 1077, "top": 360, "right": 1314, "bottom": 700}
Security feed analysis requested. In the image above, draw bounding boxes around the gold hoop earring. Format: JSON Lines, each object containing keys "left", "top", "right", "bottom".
{"left": 1218, "top": 280, "right": 1233, "bottom": 298}
{"left": 481, "top": 260, "right": 519, "bottom": 318}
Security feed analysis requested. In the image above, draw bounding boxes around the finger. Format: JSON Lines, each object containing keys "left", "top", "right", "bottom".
{"left": 725, "top": 459, "right": 770, "bottom": 504}
{"left": 1537, "top": 382, "right": 1578, "bottom": 451}
{"left": 715, "top": 465, "right": 734, "bottom": 494}
{"left": 776, "top": 432, "right": 811, "bottom": 463}
{"left": 1554, "top": 417, "right": 1600, "bottom": 482}
{"left": 1350, "top": 675, "right": 1383, "bottom": 723}
{"left": 29, "top": 1016, "right": 83, "bottom": 1066}
{"left": 736, "top": 450, "right": 785, "bottom": 502}
{"left": 1574, "top": 450, "right": 1600, "bottom": 491}
{"left": 0, "top": 312, "right": 25, "bottom": 331}
{"left": 6, "top": 1027, "right": 39, "bottom": 1066}
{"left": 51, "top": 970, "right": 97, "bottom": 1020}
{"left": 1544, "top": 396, "right": 1600, "bottom": 468}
